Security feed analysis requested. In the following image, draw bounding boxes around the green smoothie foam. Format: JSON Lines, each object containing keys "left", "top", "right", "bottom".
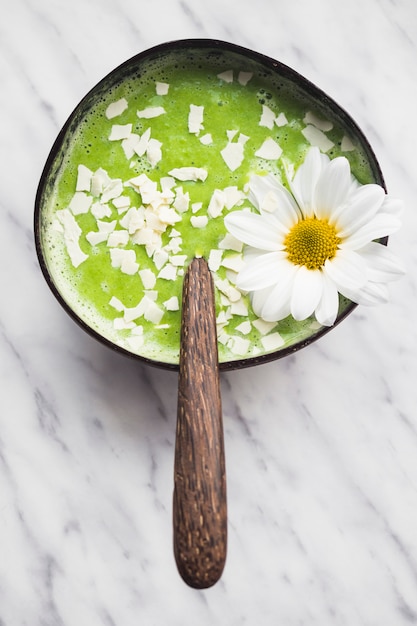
{"left": 38, "top": 47, "right": 376, "bottom": 365}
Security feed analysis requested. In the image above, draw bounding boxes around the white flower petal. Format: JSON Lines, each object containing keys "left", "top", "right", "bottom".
{"left": 248, "top": 173, "right": 280, "bottom": 211}
{"left": 224, "top": 147, "right": 403, "bottom": 327}
{"left": 290, "top": 147, "right": 328, "bottom": 217}
{"left": 243, "top": 246, "right": 267, "bottom": 263}
{"left": 236, "top": 251, "right": 287, "bottom": 290}
{"left": 333, "top": 184, "right": 385, "bottom": 237}
{"left": 357, "top": 241, "right": 405, "bottom": 282}
{"left": 323, "top": 249, "right": 367, "bottom": 291}
{"left": 340, "top": 213, "right": 402, "bottom": 250}
{"left": 290, "top": 266, "right": 323, "bottom": 321}
{"left": 224, "top": 211, "right": 283, "bottom": 251}
{"left": 249, "top": 174, "right": 300, "bottom": 227}
{"left": 259, "top": 261, "right": 298, "bottom": 321}
{"left": 339, "top": 280, "right": 389, "bottom": 306}
{"left": 314, "top": 156, "right": 352, "bottom": 220}
{"left": 315, "top": 271, "right": 340, "bottom": 326}
{"left": 260, "top": 292, "right": 291, "bottom": 322}
{"left": 380, "top": 196, "right": 403, "bottom": 217}
{"left": 251, "top": 287, "right": 274, "bottom": 317}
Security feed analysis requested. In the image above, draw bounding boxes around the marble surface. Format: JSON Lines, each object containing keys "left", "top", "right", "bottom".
{"left": 1, "top": 0, "right": 417, "bottom": 624}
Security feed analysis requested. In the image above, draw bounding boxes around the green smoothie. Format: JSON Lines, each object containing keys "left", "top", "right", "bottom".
{"left": 38, "top": 46, "right": 376, "bottom": 365}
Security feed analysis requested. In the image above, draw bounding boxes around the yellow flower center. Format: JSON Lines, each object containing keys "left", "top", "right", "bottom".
{"left": 284, "top": 217, "right": 340, "bottom": 270}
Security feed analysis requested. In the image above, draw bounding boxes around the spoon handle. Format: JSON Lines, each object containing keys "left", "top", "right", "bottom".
{"left": 174, "top": 257, "right": 227, "bottom": 589}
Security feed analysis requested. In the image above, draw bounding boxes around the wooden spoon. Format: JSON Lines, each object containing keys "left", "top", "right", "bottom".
{"left": 173, "top": 257, "right": 227, "bottom": 588}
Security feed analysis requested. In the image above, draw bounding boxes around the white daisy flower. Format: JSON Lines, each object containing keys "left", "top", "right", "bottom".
{"left": 224, "top": 147, "right": 404, "bottom": 326}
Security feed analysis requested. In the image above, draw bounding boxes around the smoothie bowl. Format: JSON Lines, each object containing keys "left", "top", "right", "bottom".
{"left": 34, "top": 39, "right": 402, "bottom": 588}
{"left": 34, "top": 39, "right": 397, "bottom": 372}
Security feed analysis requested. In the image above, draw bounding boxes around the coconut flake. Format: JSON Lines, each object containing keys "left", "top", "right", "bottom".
{"left": 112, "top": 196, "right": 130, "bottom": 210}
{"left": 235, "top": 320, "right": 251, "bottom": 335}
{"left": 173, "top": 188, "right": 190, "bottom": 213}
{"left": 137, "top": 106, "right": 166, "bottom": 119}
{"left": 303, "top": 111, "right": 333, "bottom": 132}
{"left": 105, "top": 98, "right": 128, "bottom": 119}
{"left": 218, "top": 331, "right": 230, "bottom": 345}
{"left": 109, "top": 296, "right": 125, "bottom": 312}
{"left": 56, "top": 209, "right": 88, "bottom": 267}
{"left": 238, "top": 71, "right": 253, "bottom": 86}
{"left": 163, "top": 296, "right": 179, "bottom": 311}
{"left": 215, "top": 278, "right": 241, "bottom": 302}
{"left": 221, "top": 253, "right": 244, "bottom": 272}
{"left": 156, "top": 82, "right": 169, "bottom": 95}
{"left": 158, "top": 263, "right": 177, "bottom": 280}
{"left": 341, "top": 135, "right": 355, "bottom": 152}
{"left": 139, "top": 268, "right": 156, "bottom": 289}
{"left": 190, "top": 215, "right": 208, "bottom": 228}
{"left": 124, "top": 295, "right": 153, "bottom": 323}
{"left": 86, "top": 231, "right": 109, "bottom": 246}
{"left": 208, "top": 189, "right": 226, "bottom": 218}
{"left": 130, "top": 228, "right": 154, "bottom": 247}
{"left": 145, "top": 210, "right": 165, "bottom": 232}
{"left": 146, "top": 138, "right": 163, "bottom": 167}
{"left": 261, "top": 332, "right": 284, "bottom": 351}
{"left": 126, "top": 334, "right": 145, "bottom": 351}
{"left": 259, "top": 105, "right": 276, "bottom": 130}
{"left": 255, "top": 137, "right": 283, "bottom": 160}
{"left": 157, "top": 206, "right": 180, "bottom": 225}
{"left": 165, "top": 236, "right": 182, "bottom": 254}
{"left": 200, "top": 133, "right": 213, "bottom": 145}
{"left": 302, "top": 124, "right": 334, "bottom": 152}
{"left": 107, "top": 230, "right": 129, "bottom": 247}
{"left": 230, "top": 298, "right": 248, "bottom": 316}
{"left": 91, "top": 202, "right": 112, "bottom": 219}
{"left": 133, "top": 128, "right": 152, "bottom": 157}
{"left": 109, "top": 248, "right": 126, "bottom": 268}
{"left": 109, "top": 124, "right": 133, "bottom": 141}
{"left": 228, "top": 336, "right": 250, "bottom": 356}
{"left": 221, "top": 142, "right": 244, "bottom": 172}
{"left": 144, "top": 301, "right": 164, "bottom": 324}
{"left": 160, "top": 177, "right": 176, "bottom": 192}
{"left": 208, "top": 249, "right": 223, "bottom": 272}
{"left": 252, "top": 318, "right": 277, "bottom": 335}
{"left": 168, "top": 167, "right": 208, "bottom": 182}
{"left": 170, "top": 254, "right": 187, "bottom": 267}
{"left": 91, "top": 169, "right": 110, "bottom": 197}
{"left": 191, "top": 202, "right": 203, "bottom": 213}
{"left": 217, "top": 310, "right": 231, "bottom": 326}
{"left": 69, "top": 191, "right": 93, "bottom": 215}
{"left": 224, "top": 186, "right": 245, "bottom": 209}
{"left": 188, "top": 104, "right": 204, "bottom": 135}
{"left": 52, "top": 219, "right": 64, "bottom": 234}
{"left": 101, "top": 179, "right": 123, "bottom": 203}
{"left": 111, "top": 248, "right": 138, "bottom": 274}
{"left": 219, "top": 233, "right": 243, "bottom": 252}
{"left": 97, "top": 220, "right": 116, "bottom": 234}
{"left": 121, "top": 133, "right": 140, "bottom": 159}
{"left": 76, "top": 165, "right": 93, "bottom": 192}
{"left": 218, "top": 70, "right": 233, "bottom": 83}
{"left": 153, "top": 248, "right": 169, "bottom": 270}
{"left": 275, "top": 112, "right": 288, "bottom": 127}
{"left": 114, "top": 318, "right": 136, "bottom": 330}
{"left": 120, "top": 250, "right": 139, "bottom": 276}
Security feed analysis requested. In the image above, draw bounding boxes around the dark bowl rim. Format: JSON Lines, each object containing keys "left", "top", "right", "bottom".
{"left": 34, "top": 37, "right": 386, "bottom": 372}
